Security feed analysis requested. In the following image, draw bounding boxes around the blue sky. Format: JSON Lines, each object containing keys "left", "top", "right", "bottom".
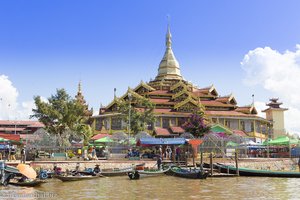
{"left": 1, "top": 1, "right": 300, "bottom": 133}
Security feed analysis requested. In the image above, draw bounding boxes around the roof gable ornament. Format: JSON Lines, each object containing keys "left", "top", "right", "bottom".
{"left": 133, "top": 81, "right": 155, "bottom": 94}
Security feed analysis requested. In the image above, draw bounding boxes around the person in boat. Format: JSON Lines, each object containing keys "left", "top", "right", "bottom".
{"left": 298, "top": 156, "right": 300, "bottom": 172}
{"left": 157, "top": 156, "right": 162, "bottom": 170}
{"left": 18, "top": 175, "right": 28, "bottom": 182}
{"left": 93, "top": 164, "right": 101, "bottom": 174}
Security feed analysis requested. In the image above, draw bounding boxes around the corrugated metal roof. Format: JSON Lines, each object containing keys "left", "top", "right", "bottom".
{"left": 137, "top": 138, "right": 186, "bottom": 146}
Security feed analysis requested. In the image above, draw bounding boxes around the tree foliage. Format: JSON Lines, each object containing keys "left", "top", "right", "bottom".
{"left": 117, "top": 96, "right": 155, "bottom": 135}
{"left": 182, "top": 111, "right": 210, "bottom": 138}
{"left": 31, "top": 88, "right": 92, "bottom": 146}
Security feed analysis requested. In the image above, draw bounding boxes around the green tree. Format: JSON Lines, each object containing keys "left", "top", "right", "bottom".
{"left": 31, "top": 88, "right": 92, "bottom": 146}
{"left": 117, "top": 96, "right": 155, "bottom": 135}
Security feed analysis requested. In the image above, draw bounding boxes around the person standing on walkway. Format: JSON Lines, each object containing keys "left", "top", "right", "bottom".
{"left": 157, "top": 156, "right": 162, "bottom": 170}
{"left": 10, "top": 146, "right": 16, "bottom": 161}
{"left": 21, "top": 146, "right": 26, "bottom": 163}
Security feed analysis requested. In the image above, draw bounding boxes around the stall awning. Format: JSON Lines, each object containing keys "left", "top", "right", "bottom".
{"left": 170, "top": 126, "right": 185, "bottom": 134}
{"left": 91, "top": 134, "right": 111, "bottom": 140}
{"left": 154, "top": 128, "right": 170, "bottom": 136}
{"left": 137, "top": 138, "right": 186, "bottom": 146}
{"left": 0, "top": 133, "right": 20, "bottom": 142}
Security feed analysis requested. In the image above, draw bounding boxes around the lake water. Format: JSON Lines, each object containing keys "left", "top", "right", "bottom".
{"left": 0, "top": 175, "right": 299, "bottom": 200}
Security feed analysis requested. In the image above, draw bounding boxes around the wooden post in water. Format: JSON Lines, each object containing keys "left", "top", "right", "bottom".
{"left": 192, "top": 145, "right": 195, "bottom": 167}
{"left": 172, "top": 145, "right": 175, "bottom": 163}
{"left": 235, "top": 151, "right": 239, "bottom": 176}
{"left": 200, "top": 151, "right": 203, "bottom": 166}
{"left": 210, "top": 152, "right": 213, "bottom": 176}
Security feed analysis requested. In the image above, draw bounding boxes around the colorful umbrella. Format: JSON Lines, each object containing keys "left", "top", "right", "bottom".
{"left": 17, "top": 164, "right": 37, "bottom": 180}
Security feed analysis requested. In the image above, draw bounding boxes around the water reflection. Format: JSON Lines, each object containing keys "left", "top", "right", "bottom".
{"left": 0, "top": 176, "right": 299, "bottom": 200}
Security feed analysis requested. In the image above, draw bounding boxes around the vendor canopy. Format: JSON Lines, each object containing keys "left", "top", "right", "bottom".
{"left": 137, "top": 138, "right": 186, "bottom": 146}
{"left": 267, "top": 136, "right": 299, "bottom": 145}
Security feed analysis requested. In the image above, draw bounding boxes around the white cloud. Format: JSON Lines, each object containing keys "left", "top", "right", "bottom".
{"left": 0, "top": 75, "right": 35, "bottom": 120}
{"left": 241, "top": 45, "right": 300, "bottom": 134}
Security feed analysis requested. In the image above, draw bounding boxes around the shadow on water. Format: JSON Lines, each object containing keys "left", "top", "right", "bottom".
{"left": 1, "top": 176, "right": 300, "bottom": 200}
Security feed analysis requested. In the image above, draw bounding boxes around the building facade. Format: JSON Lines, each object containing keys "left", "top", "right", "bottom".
{"left": 92, "top": 27, "right": 279, "bottom": 142}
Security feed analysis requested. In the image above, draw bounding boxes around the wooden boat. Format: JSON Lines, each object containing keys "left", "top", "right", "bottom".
{"left": 8, "top": 179, "right": 46, "bottom": 187}
{"left": 5, "top": 165, "right": 20, "bottom": 174}
{"left": 55, "top": 174, "right": 103, "bottom": 182}
{"left": 128, "top": 166, "right": 170, "bottom": 180}
{"left": 169, "top": 167, "right": 209, "bottom": 179}
{"left": 101, "top": 167, "right": 133, "bottom": 177}
{"left": 215, "top": 163, "right": 300, "bottom": 178}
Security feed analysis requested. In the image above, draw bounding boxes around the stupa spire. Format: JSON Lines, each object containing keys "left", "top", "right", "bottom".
{"left": 155, "top": 22, "right": 183, "bottom": 81}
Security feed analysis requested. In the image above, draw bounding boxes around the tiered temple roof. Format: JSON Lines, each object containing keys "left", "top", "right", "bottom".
{"left": 99, "top": 27, "right": 263, "bottom": 122}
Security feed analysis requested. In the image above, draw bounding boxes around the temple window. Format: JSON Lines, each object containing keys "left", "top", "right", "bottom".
{"left": 155, "top": 118, "right": 161, "bottom": 127}
{"left": 251, "top": 122, "right": 254, "bottom": 132}
{"left": 95, "top": 118, "right": 102, "bottom": 131}
{"left": 111, "top": 117, "right": 122, "bottom": 130}
{"left": 225, "top": 120, "right": 230, "bottom": 128}
{"left": 170, "top": 118, "right": 176, "bottom": 126}
{"left": 162, "top": 118, "right": 170, "bottom": 128}
{"left": 240, "top": 121, "right": 245, "bottom": 131}
{"left": 212, "top": 118, "right": 217, "bottom": 123}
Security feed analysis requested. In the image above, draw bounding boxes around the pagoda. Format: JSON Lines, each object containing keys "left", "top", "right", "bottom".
{"left": 92, "top": 26, "right": 273, "bottom": 142}
{"left": 75, "top": 81, "right": 93, "bottom": 120}
{"left": 262, "top": 98, "right": 288, "bottom": 138}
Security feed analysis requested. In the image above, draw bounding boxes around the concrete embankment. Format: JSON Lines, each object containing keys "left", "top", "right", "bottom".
{"left": 4, "top": 157, "right": 299, "bottom": 171}
{"left": 29, "top": 160, "right": 157, "bottom": 171}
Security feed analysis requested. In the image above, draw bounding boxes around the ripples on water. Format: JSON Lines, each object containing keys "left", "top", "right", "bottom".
{"left": 0, "top": 176, "right": 299, "bottom": 200}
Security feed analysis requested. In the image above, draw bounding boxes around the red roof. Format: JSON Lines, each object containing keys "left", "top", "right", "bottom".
{"left": 149, "top": 99, "right": 174, "bottom": 104}
{"left": 154, "top": 128, "right": 170, "bottom": 136}
{"left": 233, "top": 130, "right": 247, "bottom": 137}
{"left": 0, "top": 133, "right": 20, "bottom": 141}
{"left": 205, "top": 110, "right": 249, "bottom": 117}
{"left": 91, "top": 134, "right": 111, "bottom": 140}
{"left": 0, "top": 120, "right": 44, "bottom": 127}
{"left": 170, "top": 126, "right": 185, "bottom": 133}
{"left": 0, "top": 127, "right": 26, "bottom": 131}
{"left": 147, "top": 90, "right": 171, "bottom": 95}
{"left": 201, "top": 100, "right": 233, "bottom": 107}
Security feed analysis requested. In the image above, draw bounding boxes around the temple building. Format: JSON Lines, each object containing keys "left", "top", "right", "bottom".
{"left": 92, "top": 26, "right": 281, "bottom": 142}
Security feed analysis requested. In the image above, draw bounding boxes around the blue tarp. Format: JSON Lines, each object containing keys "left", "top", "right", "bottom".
{"left": 137, "top": 138, "right": 186, "bottom": 146}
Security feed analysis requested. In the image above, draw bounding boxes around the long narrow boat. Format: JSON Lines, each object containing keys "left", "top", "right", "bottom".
{"left": 128, "top": 167, "right": 170, "bottom": 180}
{"left": 8, "top": 179, "right": 46, "bottom": 187}
{"left": 101, "top": 167, "right": 133, "bottom": 177}
{"left": 215, "top": 163, "right": 300, "bottom": 178}
{"left": 55, "top": 174, "right": 103, "bottom": 182}
{"left": 169, "top": 167, "right": 209, "bottom": 179}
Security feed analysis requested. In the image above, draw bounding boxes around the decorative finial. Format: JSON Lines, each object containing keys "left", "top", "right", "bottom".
{"left": 78, "top": 81, "right": 82, "bottom": 94}
{"left": 252, "top": 94, "right": 255, "bottom": 106}
{"left": 114, "top": 88, "right": 117, "bottom": 99}
{"left": 166, "top": 15, "right": 172, "bottom": 48}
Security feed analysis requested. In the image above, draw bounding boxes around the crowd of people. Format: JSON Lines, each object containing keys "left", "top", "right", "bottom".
{"left": 0, "top": 144, "right": 26, "bottom": 163}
